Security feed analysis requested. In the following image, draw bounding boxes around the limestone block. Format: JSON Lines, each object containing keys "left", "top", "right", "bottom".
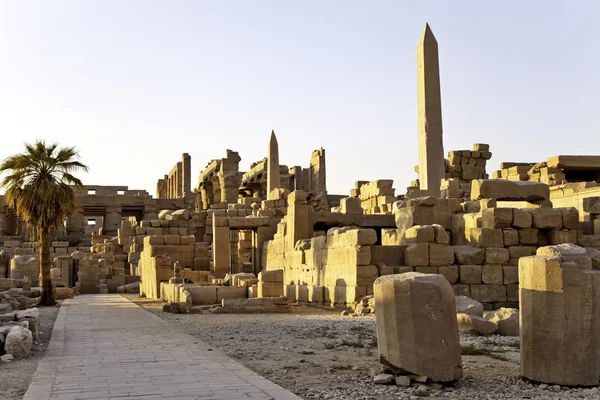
{"left": 370, "top": 246, "right": 405, "bottom": 267}
{"left": 415, "top": 266, "right": 438, "bottom": 274}
{"left": 438, "top": 265, "right": 458, "bottom": 284}
{"left": 558, "top": 207, "right": 579, "bottom": 230}
{"left": 547, "top": 229, "right": 578, "bottom": 245}
{"left": 470, "top": 285, "right": 506, "bottom": 303}
{"left": 587, "top": 248, "right": 600, "bottom": 269}
{"left": 259, "top": 269, "right": 283, "bottom": 282}
{"left": 485, "top": 247, "right": 510, "bottom": 265}
{"left": 453, "top": 246, "right": 484, "bottom": 265}
{"left": 509, "top": 246, "right": 535, "bottom": 259}
{"left": 308, "top": 286, "right": 324, "bottom": 303}
{"left": 429, "top": 244, "right": 454, "bottom": 266}
{"left": 487, "top": 308, "right": 519, "bottom": 336}
{"left": 404, "top": 225, "right": 434, "bottom": 244}
{"left": 357, "top": 246, "right": 372, "bottom": 266}
{"left": 512, "top": 209, "right": 533, "bottom": 228}
{"left": 530, "top": 208, "right": 563, "bottom": 229}
{"left": 452, "top": 284, "right": 470, "bottom": 297}
{"left": 482, "top": 208, "right": 513, "bottom": 229}
{"left": 503, "top": 265, "right": 519, "bottom": 284}
{"left": 469, "top": 228, "right": 504, "bottom": 248}
{"left": 395, "top": 206, "right": 435, "bottom": 231}
{"left": 145, "top": 235, "right": 164, "bottom": 246}
{"left": 482, "top": 264, "right": 503, "bottom": 285}
{"left": 471, "top": 180, "right": 549, "bottom": 203}
{"left": 347, "top": 229, "right": 378, "bottom": 246}
{"left": 357, "top": 265, "right": 379, "bottom": 286}
{"left": 216, "top": 287, "right": 246, "bottom": 303}
{"left": 503, "top": 229, "right": 519, "bottom": 246}
{"left": 373, "top": 273, "right": 462, "bottom": 381}
{"left": 455, "top": 295, "right": 483, "bottom": 316}
{"left": 432, "top": 224, "right": 450, "bottom": 244}
{"left": 459, "top": 265, "right": 482, "bottom": 285}
{"left": 258, "top": 282, "right": 283, "bottom": 298}
{"left": 405, "top": 244, "right": 429, "bottom": 267}
{"left": 537, "top": 244, "right": 592, "bottom": 270}
{"left": 4, "top": 326, "right": 33, "bottom": 358}
{"left": 340, "top": 197, "right": 362, "bottom": 215}
{"left": 457, "top": 313, "right": 498, "bottom": 334}
{"left": 181, "top": 235, "right": 195, "bottom": 245}
{"left": 284, "top": 284, "right": 296, "bottom": 301}
{"left": 518, "top": 228, "right": 539, "bottom": 245}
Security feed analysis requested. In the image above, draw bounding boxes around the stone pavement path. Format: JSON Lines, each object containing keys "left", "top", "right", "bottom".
{"left": 24, "top": 294, "right": 301, "bottom": 400}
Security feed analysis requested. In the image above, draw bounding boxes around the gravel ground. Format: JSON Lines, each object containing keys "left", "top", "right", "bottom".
{"left": 0, "top": 304, "right": 60, "bottom": 400}
{"left": 128, "top": 295, "right": 600, "bottom": 399}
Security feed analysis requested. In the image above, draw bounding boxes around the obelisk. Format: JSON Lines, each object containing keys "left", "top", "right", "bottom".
{"left": 267, "top": 130, "right": 280, "bottom": 199}
{"left": 417, "top": 23, "right": 444, "bottom": 197}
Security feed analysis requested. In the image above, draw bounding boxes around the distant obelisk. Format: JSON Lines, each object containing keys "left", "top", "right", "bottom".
{"left": 417, "top": 23, "right": 444, "bottom": 197}
{"left": 267, "top": 130, "right": 280, "bottom": 199}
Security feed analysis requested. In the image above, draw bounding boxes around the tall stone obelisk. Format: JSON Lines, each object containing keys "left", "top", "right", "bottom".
{"left": 267, "top": 130, "right": 280, "bottom": 199}
{"left": 417, "top": 23, "right": 444, "bottom": 197}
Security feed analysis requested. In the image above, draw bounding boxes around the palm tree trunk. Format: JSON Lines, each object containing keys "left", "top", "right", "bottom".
{"left": 39, "top": 229, "right": 56, "bottom": 306}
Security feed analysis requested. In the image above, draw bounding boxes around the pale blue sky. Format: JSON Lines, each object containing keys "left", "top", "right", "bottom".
{"left": 1, "top": 1, "right": 599, "bottom": 196}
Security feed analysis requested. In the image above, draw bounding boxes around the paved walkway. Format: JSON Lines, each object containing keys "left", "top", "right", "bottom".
{"left": 24, "top": 294, "right": 301, "bottom": 400}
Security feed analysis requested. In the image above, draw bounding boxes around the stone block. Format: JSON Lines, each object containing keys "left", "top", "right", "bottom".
{"left": 457, "top": 313, "right": 498, "bottom": 334}
{"left": 432, "top": 224, "right": 450, "bottom": 244}
{"left": 471, "top": 180, "right": 549, "bottom": 203}
{"left": 485, "top": 247, "right": 510, "bottom": 265}
{"left": 415, "top": 266, "right": 438, "bottom": 274}
{"left": 503, "top": 229, "right": 519, "bottom": 246}
{"left": 438, "top": 265, "right": 458, "bottom": 284}
{"left": 469, "top": 228, "right": 504, "bottom": 248}
{"left": 519, "top": 228, "right": 539, "bottom": 245}
{"left": 308, "top": 286, "right": 324, "bottom": 303}
{"left": 512, "top": 209, "right": 533, "bottom": 228}
{"left": 405, "top": 244, "right": 429, "bottom": 267}
{"left": 374, "top": 273, "right": 462, "bottom": 382}
{"left": 452, "top": 284, "right": 471, "bottom": 297}
{"left": 429, "top": 244, "right": 454, "bottom": 266}
{"left": 558, "top": 207, "right": 579, "bottom": 230}
{"left": 520, "top": 253, "right": 600, "bottom": 385}
{"left": 258, "top": 281, "right": 283, "bottom": 298}
{"left": 455, "top": 295, "right": 483, "bottom": 316}
{"left": 482, "top": 208, "right": 513, "bottom": 229}
{"left": 459, "top": 265, "right": 482, "bottom": 285}
{"left": 470, "top": 285, "right": 506, "bottom": 303}
{"left": 547, "top": 229, "right": 578, "bottom": 245}
{"left": 503, "top": 265, "right": 519, "bottom": 284}
{"left": 536, "top": 243, "right": 592, "bottom": 270}
{"left": 145, "top": 235, "right": 164, "bottom": 246}
{"left": 453, "top": 246, "right": 484, "bottom": 265}
{"left": 404, "top": 225, "right": 434, "bottom": 244}
{"left": 487, "top": 307, "right": 519, "bottom": 336}
{"left": 482, "top": 264, "right": 503, "bottom": 285}
{"left": 531, "top": 208, "right": 563, "bottom": 229}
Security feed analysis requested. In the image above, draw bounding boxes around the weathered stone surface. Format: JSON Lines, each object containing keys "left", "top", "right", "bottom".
{"left": 482, "top": 208, "right": 513, "bottom": 229}
{"left": 471, "top": 180, "right": 549, "bottom": 203}
{"left": 457, "top": 313, "right": 498, "bottom": 334}
{"left": 512, "top": 209, "right": 532, "bottom": 228}
{"left": 559, "top": 207, "right": 579, "bottom": 230}
{"left": 537, "top": 244, "right": 592, "bottom": 270}
{"left": 487, "top": 308, "right": 518, "bottom": 336}
{"left": 432, "top": 224, "right": 450, "bottom": 244}
{"left": 374, "top": 273, "right": 462, "bottom": 382}
{"left": 404, "top": 225, "right": 435, "bottom": 244}
{"left": 459, "top": 265, "right": 482, "bottom": 285}
{"left": 485, "top": 247, "right": 510, "bottom": 265}
{"left": 453, "top": 246, "right": 484, "bottom": 265}
{"left": 482, "top": 264, "right": 503, "bottom": 285}
{"left": 454, "top": 295, "right": 483, "bottom": 317}
{"left": 429, "top": 244, "right": 454, "bottom": 267}
{"left": 520, "top": 255, "right": 600, "bottom": 386}
{"left": 405, "top": 244, "right": 429, "bottom": 267}
{"left": 530, "top": 208, "right": 563, "bottom": 229}
{"left": 4, "top": 326, "right": 33, "bottom": 358}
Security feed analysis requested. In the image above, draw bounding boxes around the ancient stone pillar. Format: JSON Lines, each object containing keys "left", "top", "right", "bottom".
{"left": 286, "top": 191, "right": 313, "bottom": 250}
{"left": 520, "top": 248, "right": 600, "bottom": 386}
{"left": 212, "top": 217, "right": 230, "bottom": 278}
{"left": 103, "top": 207, "right": 122, "bottom": 236}
{"left": 66, "top": 209, "right": 85, "bottom": 238}
{"left": 267, "top": 130, "right": 280, "bottom": 200}
{"left": 176, "top": 161, "right": 183, "bottom": 198}
{"left": 182, "top": 153, "right": 191, "bottom": 195}
{"left": 374, "top": 272, "right": 463, "bottom": 382}
{"left": 417, "top": 23, "right": 445, "bottom": 197}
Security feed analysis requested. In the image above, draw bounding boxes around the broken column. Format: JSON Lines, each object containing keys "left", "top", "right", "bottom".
{"left": 267, "top": 130, "right": 280, "bottom": 200}
{"left": 519, "top": 245, "right": 600, "bottom": 386}
{"left": 374, "top": 272, "right": 462, "bottom": 382}
{"left": 417, "top": 23, "right": 445, "bottom": 197}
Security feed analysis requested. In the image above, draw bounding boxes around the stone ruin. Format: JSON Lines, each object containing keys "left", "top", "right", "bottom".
{"left": 0, "top": 23, "right": 600, "bottom": 387}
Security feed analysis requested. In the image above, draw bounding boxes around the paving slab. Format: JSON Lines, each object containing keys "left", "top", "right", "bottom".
{"left": 24, "top": 294, "right": 301, "bottom": 400}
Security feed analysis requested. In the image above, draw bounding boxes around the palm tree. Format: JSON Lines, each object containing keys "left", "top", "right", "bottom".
{"left": 0, "top": 141, "right": 88, "bottom": 306}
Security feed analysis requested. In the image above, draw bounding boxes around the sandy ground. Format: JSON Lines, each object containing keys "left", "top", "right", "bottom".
{"left": 128, "top": 296, "right": 593, "bottom": 400}
{"left": 0, "top": 304, "right": 60, "bottom": 400}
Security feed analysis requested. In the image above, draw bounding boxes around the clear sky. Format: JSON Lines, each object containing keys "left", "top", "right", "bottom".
{"left": 1, "top": 1, "right": 599, "bottom": 196}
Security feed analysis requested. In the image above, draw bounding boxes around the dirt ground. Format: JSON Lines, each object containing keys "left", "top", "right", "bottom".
{"left": 129, "top": 296, "right": 578, "bottom": 400}
{"left": 0, "top": 304, "right": 60, "bottom": 400}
